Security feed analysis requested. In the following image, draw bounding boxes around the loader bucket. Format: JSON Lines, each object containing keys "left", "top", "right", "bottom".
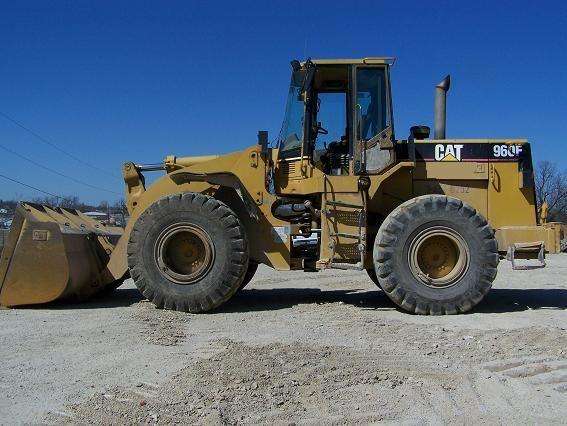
{"left": 0, "top": 202, "right": 127, "bottom": 307}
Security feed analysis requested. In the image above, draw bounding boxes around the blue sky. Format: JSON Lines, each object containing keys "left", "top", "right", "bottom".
{"left": 1, "top": 1, "right": 566, "bottom": 204}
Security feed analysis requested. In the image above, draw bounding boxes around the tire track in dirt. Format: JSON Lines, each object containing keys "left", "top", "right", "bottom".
{"left": 485, "top": 357, "right": 567, "bottom": 393}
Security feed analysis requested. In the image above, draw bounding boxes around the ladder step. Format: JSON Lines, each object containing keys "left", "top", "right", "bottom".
{"left": 325, "top": 200, "right": 363, "bottom": 209}
{"left": 330, "top": 232, "right": 362, "bottom": 239}
{"left": 328, "top": 262, "right": 364, "bottom": 271}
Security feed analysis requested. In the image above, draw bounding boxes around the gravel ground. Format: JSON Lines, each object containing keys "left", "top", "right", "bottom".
{"left": 1, "top": 255, "right": 566, "bottom": 424}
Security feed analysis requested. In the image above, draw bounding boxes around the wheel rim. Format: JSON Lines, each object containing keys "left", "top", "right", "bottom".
{"left": 154, "top": 223, "right": 215, "bottom": 284}
{"left": 408, "top": 226, "right": 469, "bottom": 288}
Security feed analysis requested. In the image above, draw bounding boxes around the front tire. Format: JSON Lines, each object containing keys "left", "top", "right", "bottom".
{"left": 238, "top": 261, "right": 258, "bottom": 291}
{"left": 366, "top": 268, "right": 380, "bottom": 287}
{"left": 374, "top": 195, "right": 499, "bottom": 315}
{"left": 127, "top": 193, "right": 249, "bottom": 313}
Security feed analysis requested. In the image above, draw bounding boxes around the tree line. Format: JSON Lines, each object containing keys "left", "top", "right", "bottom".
{"left": 0, "top": 196, "right": 127, "bottom": 216}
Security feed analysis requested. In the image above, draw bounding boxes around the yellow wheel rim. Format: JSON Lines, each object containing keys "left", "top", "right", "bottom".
{"left": 155, "top": 223, "right": 215, "bottom": 284}
{"left": 408, "top": 226, "right": 469, "bottom": 288}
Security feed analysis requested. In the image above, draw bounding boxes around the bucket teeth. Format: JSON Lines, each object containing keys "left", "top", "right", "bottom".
{"left": 0, "top": 202, "right": 126, "bottom": 307}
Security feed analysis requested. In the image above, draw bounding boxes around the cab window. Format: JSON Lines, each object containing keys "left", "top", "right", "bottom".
{"left": 356, "top": 68, "right": 388, "bottom": 141}
{"left": 309, "top": 66, "right": 350, "bottom": 175}
{"left": 312, "top": 92, "right": 347, "bottom": 163}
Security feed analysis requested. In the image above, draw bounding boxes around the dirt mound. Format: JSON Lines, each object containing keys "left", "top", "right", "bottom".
{"left": 45, "top": 333, "right": 567, "bottom": 424}
{"left": 45, "top": 341, "right": 443, "bottom": 424}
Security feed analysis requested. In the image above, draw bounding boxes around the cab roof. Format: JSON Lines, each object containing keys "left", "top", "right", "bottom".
{"left": 307, "top": 57, "right": 396, "bottom": 66}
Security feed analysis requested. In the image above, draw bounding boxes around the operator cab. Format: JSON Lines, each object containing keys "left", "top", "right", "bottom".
{"left": 277, "top": 57, "right": 396, "bottom": 178}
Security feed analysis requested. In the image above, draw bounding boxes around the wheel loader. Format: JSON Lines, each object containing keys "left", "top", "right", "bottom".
{"left": 1, "top": 57, "right": 564, "bottom": 315}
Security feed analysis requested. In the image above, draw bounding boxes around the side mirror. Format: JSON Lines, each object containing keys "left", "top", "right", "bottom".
{"left": 258, "top": 130, "right": 269, "bottom": 157}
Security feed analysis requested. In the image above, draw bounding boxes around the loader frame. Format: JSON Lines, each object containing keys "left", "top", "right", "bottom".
{"left": 1, "top": 56, "right": 563, "bottom": 310}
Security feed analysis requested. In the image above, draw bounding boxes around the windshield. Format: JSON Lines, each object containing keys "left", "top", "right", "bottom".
{"left": 277, "top": 70, "right": 305, "bottom": 158}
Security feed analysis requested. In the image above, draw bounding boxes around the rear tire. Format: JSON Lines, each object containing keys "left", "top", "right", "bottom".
{"left": 374, "top": 195, "right": 499, "bottom": 315}
{"left": 127, "top": 193, "right": 248, "bottom": 313}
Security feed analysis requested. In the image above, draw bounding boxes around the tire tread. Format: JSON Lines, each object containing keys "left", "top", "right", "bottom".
{"left": 374, "top": 195, "right": 499, "bottom": 315}
{"left": 127, "top": 192, "right": 249, "bottom": 313}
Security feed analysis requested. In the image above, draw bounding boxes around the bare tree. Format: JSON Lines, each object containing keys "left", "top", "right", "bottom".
{"left": 111, "top": 198, "right": 128, "bottom": 227}
{"left": 112, "top": 198, "right": 127, "bottom": 215}
{"left": 31, "top": 195, "right": 61, "bottom": 207}
{"left": 535, "top": 161, "right": 567, "bottom": 222}
{"left": 59, "top": 196, "right": 81, "bottom": 209}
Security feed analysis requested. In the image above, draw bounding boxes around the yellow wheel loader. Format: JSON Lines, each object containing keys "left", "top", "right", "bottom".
{"left": 1, "top": 57, "right": 564, "bottom": 314}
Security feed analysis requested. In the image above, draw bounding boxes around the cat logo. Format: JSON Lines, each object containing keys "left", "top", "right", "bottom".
{"left": 434, "top": 144, "right": 464, "bottom": 162}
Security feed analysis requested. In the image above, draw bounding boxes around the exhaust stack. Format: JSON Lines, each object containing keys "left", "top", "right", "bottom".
{"left": 434, "top": 75, "right": 451, "bottom": 139}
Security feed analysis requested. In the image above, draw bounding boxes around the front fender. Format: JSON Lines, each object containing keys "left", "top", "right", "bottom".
{"left": 112, "top": 144, "right": 291, "bottom": 273}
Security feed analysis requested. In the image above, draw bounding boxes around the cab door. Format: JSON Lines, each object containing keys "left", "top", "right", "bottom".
{"left": 350, "top": 65, "right": 395, "bottom": 175}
